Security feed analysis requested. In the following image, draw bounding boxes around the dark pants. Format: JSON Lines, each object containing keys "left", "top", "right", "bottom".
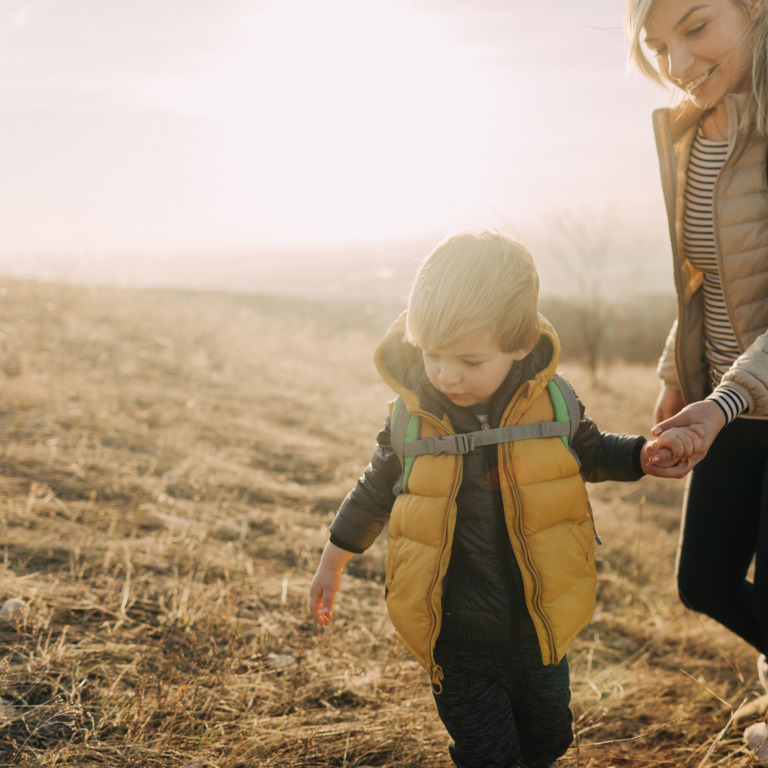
{"left": 677, "top": 418, "right": 768, "bottom": 654}
{"left": 432, "top": 633, "right": 572, "bottom": 768}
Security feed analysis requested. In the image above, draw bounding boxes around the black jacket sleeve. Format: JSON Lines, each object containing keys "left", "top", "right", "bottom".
{"left": 570, "top": 391, "right": 646, "bottom": 483}
{"left": 328, "top": 419, "right": 400, "bottom": 554}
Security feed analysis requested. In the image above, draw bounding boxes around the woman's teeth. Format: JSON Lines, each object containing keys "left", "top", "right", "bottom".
{"left": 685, "top": 66, "right": 717, "bottom": 93}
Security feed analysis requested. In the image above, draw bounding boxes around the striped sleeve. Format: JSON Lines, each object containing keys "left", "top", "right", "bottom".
{"left": 706, "top": 384, "right": 749, "bottom": 424}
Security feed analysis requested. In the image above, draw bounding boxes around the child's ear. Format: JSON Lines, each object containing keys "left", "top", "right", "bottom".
{"left": 510, "top": 333, "right": 539, "bottom": 361}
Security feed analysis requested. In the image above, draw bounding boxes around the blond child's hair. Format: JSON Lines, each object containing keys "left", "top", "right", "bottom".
{"left": 627, "top": 0, "right": 768, "bottom": 136}
{"left": 404, "top": 231, "right": 540, "bottom": 354}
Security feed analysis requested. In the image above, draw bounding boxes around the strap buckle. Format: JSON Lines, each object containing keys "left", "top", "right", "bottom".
{"left": 424, "top": 433, "right": 476, "bottom": 455}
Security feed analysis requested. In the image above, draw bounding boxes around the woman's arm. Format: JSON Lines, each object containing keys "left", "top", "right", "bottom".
{"left": 718, "top": 334, "right": 768, "bottom": 415}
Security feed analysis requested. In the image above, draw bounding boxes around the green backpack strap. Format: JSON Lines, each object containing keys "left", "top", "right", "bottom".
{"left": 391, "top": 397, "right": 421, "bottom": 493}
{"left": 546, "top": 373, "right": 580, "bottom": 448}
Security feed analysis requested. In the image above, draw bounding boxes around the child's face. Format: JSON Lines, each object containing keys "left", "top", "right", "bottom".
{"left": 422, "top": 328, "right": 529, "bottom": 408}
{"left": 643, "top": 0, "right": 757, "bottom": 109}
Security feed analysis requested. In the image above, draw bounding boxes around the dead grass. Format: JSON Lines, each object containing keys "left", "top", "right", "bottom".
{"left": 0, "top": 277, "right": 763, "bottom": 766}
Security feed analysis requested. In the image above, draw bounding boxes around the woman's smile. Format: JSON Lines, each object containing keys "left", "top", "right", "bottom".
{"left": 681, "top": 64, "right": 719, "bottom": 94}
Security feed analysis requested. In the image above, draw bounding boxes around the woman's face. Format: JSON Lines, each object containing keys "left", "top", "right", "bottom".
{"left": 643, "top": 0, "right": 760, "bottom": 109}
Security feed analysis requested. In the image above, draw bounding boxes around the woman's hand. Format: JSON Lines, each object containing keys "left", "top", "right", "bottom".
{"left": 644, "top": 400, "right": 726, "bottom": 478}
{"left": 643, "top": 424, "right": 706, "bottom": 477}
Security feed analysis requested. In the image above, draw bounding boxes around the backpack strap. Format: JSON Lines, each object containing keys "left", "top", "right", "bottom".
{"left": 391, "top": 374, "right": 581, "bottom": 462}
{"left": 402, "top": 420, "right": 570, "bottom": 458}
{"left": 390, "top": 373, "right": 580, "bottom": 489}
{"left": 546, "top": 373, "right": 580, "bottom": 448}
{"left": 390, "top": 397, "right": 420, "bottom": 493}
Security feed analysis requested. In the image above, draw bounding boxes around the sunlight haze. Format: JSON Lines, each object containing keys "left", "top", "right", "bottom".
{"left": 0, "top": 0, "right": 672, "bottom": 297}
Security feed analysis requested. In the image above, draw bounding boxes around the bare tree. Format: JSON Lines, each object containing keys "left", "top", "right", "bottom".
{"left": 540, "top": 210, "right": 615, "bottom": 387}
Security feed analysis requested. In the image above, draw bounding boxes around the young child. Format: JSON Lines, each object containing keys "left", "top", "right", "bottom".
{"left": 309, "top": 231, "right": 685, "bottom": 768}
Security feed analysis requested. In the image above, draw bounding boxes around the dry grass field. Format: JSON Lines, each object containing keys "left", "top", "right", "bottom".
{"left": 0, "top": 277, "right": 765, "bottom": 766}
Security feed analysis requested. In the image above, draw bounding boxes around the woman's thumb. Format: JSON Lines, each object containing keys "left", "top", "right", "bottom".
{"left": 651, "top": 413, "right": 682, "bottom": 436}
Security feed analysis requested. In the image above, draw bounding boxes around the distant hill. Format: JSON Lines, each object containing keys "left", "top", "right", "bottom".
{"left": 0, "top": 229, "right": 674, "bottom": 306}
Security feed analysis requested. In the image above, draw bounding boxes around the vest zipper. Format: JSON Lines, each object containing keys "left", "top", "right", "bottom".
{"left": 589, "top": 506, "right": 602, "bottom": 546}
{"left": 416, "top": 411, "right": 462, "bottom": 695}
{"left": 494, "top": 386, "right": 559, "bottom": 663}
{"left": 427, "top": 454, "right": 461, "bottom": 695}
{"left": 508, "top": 474, "right": 556, "bottom": 663}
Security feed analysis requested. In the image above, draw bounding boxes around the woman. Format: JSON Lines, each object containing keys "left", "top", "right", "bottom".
{"left": 627, "top": 0, "right": 768, "bottom": 741}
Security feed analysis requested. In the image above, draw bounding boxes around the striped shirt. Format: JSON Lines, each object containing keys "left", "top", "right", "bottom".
{"left": 682, "top": 129, "right": 749, "bottom": 422}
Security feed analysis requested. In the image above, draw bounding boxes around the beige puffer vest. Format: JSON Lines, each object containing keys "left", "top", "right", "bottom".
{"left": 653, "top": 94, "right": 768, "bottom": 415}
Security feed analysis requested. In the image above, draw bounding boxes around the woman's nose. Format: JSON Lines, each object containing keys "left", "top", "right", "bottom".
{"left": 667, "top": 41, "right": 694, "bottom": 85}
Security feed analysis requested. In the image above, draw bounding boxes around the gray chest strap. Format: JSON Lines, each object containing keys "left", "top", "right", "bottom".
{"left": 390, "top": 373, "right": 579, "bottom": 465}
{"left": 400, "top": 419, "right": 571, "bottom": 457}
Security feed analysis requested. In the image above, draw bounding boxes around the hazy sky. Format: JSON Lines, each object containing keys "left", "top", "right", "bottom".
{"left": 0, "top": 0, "right": 673, "bottom": 289}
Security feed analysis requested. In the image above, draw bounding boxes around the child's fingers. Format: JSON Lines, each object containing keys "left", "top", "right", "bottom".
{"left": 309, "top": 580, "right": 336, "bottom": 626}
{"left": 650, "top": 446, "right": 675, "bottom": 464}
{"left": 309, "top": 591, "right": 322, "bottom": 624}
{"left": 652, "top": 424, "right": 708, "bottom": 460}
{"left": 645, "top": 440, "right": 674, "bottom": 459}
{"left": 649, "top": 427, "right": 705, "bottom": 461}
{"left": 322, "top": 593, "right": 334, "bottom": 621}
{"left": 689, "top": 424, "right": 706, "bottom": 451}
{"left": 309, "top": 584, "right": 329, "bottom": 625}
{"left": 644, "top": 440, "right": 664, "bottom": 458}
{"left": 673, "top": 427, "right": 706, "bottom": 457}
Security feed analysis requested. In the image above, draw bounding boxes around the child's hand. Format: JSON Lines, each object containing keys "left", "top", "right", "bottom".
{"left": 643, "top": 400, "right": 726, "bottom": 478}
{"left": 644, "top": 443, "right": 677, "bottom": 467}
{"left": 645, "top": 424, "right": 705, "bottom": 463}
{"left": 308, "top": 542, "right": 355, "bottom": 626}
{"left": 646, "top": 424, "right": 706, "bottom": 464}
{"left": 641, "top": 424, "right": 707, "bottom": 477}
{"left": 309, "top": 563, "right": 343, "bottom": 625}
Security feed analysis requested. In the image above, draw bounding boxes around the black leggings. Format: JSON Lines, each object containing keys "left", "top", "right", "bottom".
{"left": 676, "top": 418, "right": 768, "bottom": 653}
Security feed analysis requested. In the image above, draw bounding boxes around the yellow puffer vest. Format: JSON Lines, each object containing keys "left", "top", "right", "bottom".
{"left": 376, "top": 318, "right": 596, "bottom": 689}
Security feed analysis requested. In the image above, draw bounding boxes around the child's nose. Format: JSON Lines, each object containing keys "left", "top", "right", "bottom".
{"left": 438, "top": 364, "right": 460, "bottom": 386}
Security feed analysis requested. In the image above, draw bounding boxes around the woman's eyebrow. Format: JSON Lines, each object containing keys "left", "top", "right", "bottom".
{"left": 674, "top": 5, "right": 709, "bottom": 30}
{"left": 644, "top": 4, "right": 709, "bottom": 45}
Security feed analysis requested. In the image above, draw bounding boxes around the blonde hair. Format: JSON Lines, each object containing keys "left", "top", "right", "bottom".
{"left": 627, "top": 0, "right": 667, "bottom": 86}
{"left": 627, "top": 0, "right": 768, "bottom": 135}
{"left": 404, "top": 231, "right": 540, "bottom": 354}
